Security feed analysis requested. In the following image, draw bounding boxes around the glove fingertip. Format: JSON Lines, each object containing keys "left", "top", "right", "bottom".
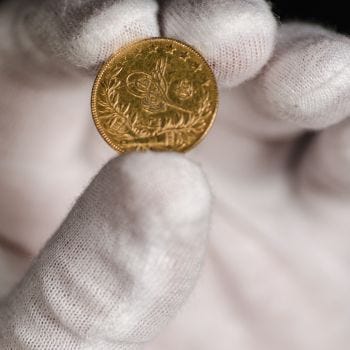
{"left": 252, "top": 23, "right": 350, "bottom": 129}
{"left": 160, "top": 0, "right": 277, "bottom": 87}
{"left": 109, "top": 152, "right": 212, "bottom": 228}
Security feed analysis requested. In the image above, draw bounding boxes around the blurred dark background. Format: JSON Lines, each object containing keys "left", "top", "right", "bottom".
{"left": 271, "top": 0, "right": 349, "bottom": 34}
{"left": 0, "top": 0, "right": 348, "bottom": 35}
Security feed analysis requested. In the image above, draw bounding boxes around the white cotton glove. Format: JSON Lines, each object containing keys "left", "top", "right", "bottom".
{"left": 0, "top": 1, "right": 211, "bottom": 349}
{"left": 1, "top": 0, "right": 350, "bottom": 350}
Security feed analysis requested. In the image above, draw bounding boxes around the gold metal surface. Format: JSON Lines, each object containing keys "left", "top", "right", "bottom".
{"left": 91, "top": 38, "right": 218, "bottom": 153}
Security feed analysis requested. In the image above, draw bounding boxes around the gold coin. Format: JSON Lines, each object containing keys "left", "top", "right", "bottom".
{"left": 91, "top": 38, "right": 218, "bottom": 153}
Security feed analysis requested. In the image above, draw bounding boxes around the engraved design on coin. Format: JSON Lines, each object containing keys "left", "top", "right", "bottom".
{"left": 91, "top": 38, "right": 218, "bottom": 153}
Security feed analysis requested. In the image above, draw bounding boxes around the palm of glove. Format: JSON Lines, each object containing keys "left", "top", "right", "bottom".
{"left": 1, "top": 0, "right": 350, "bottom": 349}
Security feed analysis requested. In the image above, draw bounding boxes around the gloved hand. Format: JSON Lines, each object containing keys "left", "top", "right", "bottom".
{"left": 1, "top": 1, "right": 350, "bottom": 350}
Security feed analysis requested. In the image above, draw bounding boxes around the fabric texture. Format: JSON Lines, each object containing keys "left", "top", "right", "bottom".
{"left": 160, "top": 0, "right": 277, "bottom": 87}
{"left": 248, "top": 23, "right": 350, "bottom": 128}
{"left": 15, "top": 0, "right": 160, "bottom": 70}
{"left": 1, "top": 0, "right": 350, "bottom": 349}
{"left": 0, "top": 153, "right": 210, "bottom": 349}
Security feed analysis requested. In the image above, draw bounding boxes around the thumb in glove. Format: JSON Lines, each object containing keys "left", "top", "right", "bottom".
{"left": 0, "top": 152, "right": 211, "bottom": 349}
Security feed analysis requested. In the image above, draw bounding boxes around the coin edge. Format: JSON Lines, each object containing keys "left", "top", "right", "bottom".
{"left": 91, "top": 37, "right": 219, "bottom": 153}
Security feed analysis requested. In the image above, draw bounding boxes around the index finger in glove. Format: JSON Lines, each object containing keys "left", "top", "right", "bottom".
{"left": 0, "top": 0, "right": 159, "bottom": 70}
{"left": 0, "top": 152, "right": 211, "bottom": 349}
{"left": 159, "top": 0, "right": 277, "bottom": 87}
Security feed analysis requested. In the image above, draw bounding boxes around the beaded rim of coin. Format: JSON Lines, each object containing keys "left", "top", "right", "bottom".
{"left": 91, "top": 37, "right": 218, "bottom": 153}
